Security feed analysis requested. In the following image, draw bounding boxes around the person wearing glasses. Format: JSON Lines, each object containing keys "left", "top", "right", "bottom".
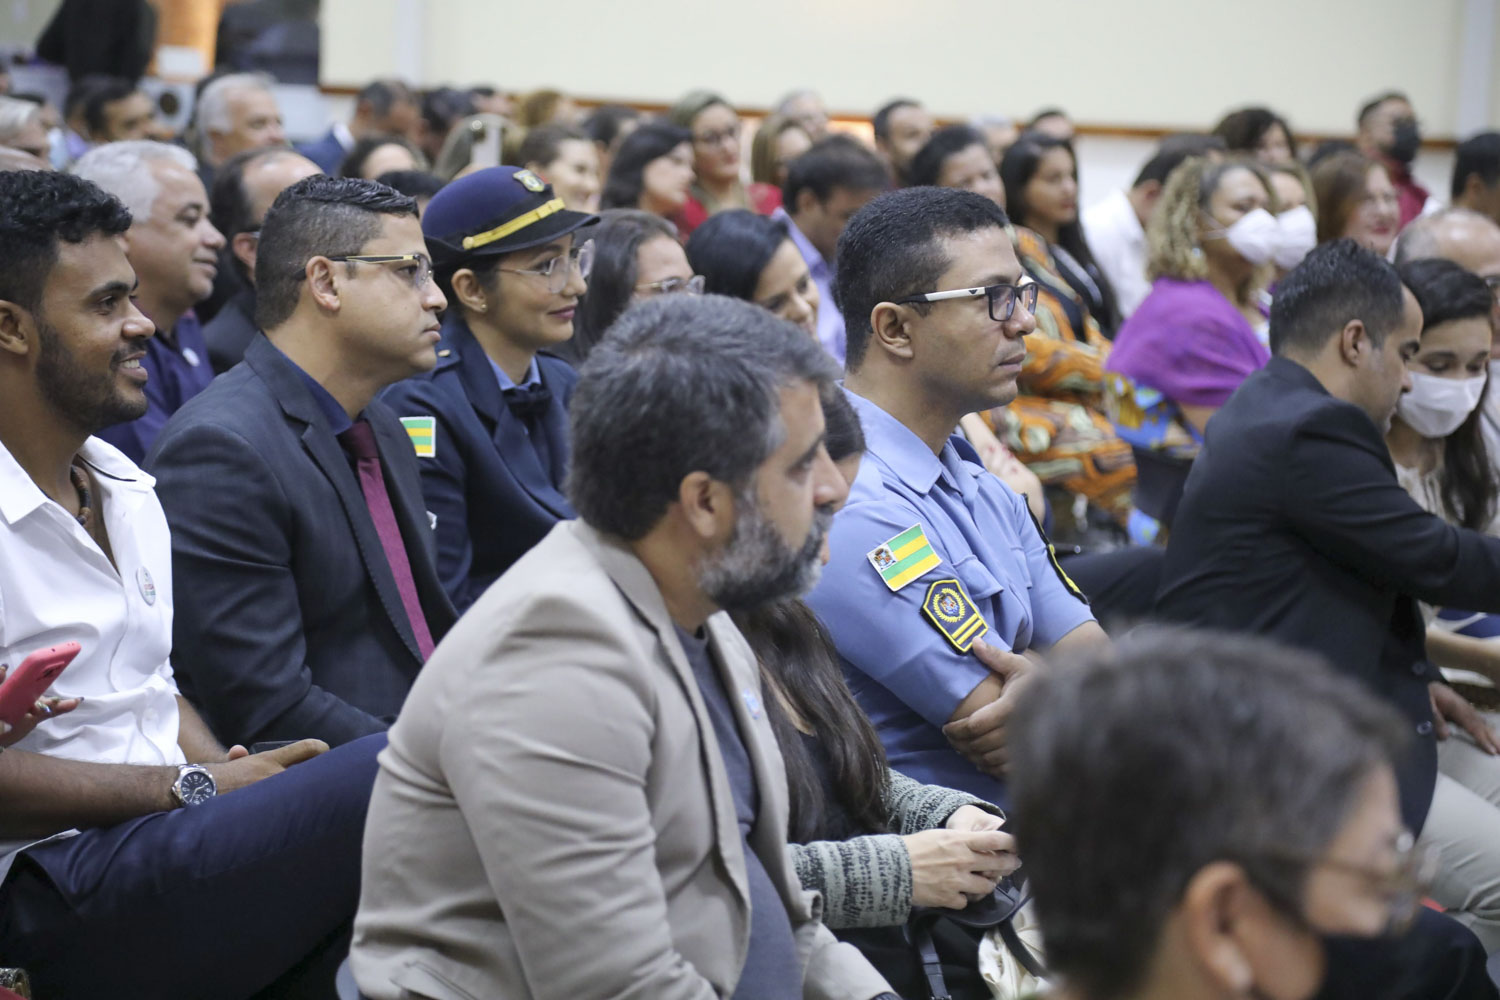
{"left": 668, "top": 90, "right": 782, "bottom": 239}
{"left": 1010, "top": 628, "right": 1491, "bottom": 1000}
{"left": 145, "top": 175, "right": 456, "bottom": 752}
{"left": 804, "top": 186, "right": 1107, "bottom": 810}
{"left": 563, "top": 208, "right": 700, "bottom": 366}
{"left": 381, "top": 166, "right": 599, "bottom": 611}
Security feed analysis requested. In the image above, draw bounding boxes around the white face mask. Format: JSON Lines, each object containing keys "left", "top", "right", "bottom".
{"left": 1204, "top": 208, "right": 1279, "bottom": 267}
{"left": 1273, "top": 205, "right": 1317, "bottom": 271}
{"left": 1396, "top": 370, "right": 1487, "bottom": 438}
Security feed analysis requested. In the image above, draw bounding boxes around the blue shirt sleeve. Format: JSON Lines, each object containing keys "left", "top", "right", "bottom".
{"left": 1010, "top": 489, "right": 1096, "bottom": 646}
{"left": 806, "top": 496, "right": 993, "bottom": 729}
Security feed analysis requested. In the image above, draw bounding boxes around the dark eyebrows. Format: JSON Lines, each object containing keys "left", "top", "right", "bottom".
{"left": 87, "top": 279, "right": 136, "bottom": 301}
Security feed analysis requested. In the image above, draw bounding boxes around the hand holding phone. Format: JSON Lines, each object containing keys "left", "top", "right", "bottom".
{"left": 0, "top": 642, "right": 82, "bottom": 740}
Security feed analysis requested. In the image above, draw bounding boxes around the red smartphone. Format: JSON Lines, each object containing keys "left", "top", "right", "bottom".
{"left": 0, "top": 641, "right": 80, "bottom": 728}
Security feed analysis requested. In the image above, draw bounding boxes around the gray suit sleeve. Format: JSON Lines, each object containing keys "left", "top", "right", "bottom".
{"left": 150, "top": 421, "right": 387, "bottom": 746}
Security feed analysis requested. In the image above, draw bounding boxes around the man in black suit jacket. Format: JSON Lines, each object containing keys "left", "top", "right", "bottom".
{"left": 1158, "top": 239, "right": 1500, "bottom": 833}
{"left": 149, "top": 175, "right": 456, "bottom": 748}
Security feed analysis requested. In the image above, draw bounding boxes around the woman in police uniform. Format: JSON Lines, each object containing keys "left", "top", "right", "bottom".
{"left": 381, "top": 166, "right": 598, "bottom": 611}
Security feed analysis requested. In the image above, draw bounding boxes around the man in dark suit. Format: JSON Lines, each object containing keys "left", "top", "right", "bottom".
{"left": 203, "top": 146, "right": 321, "bottom": 372}
{"left": 382, "top": 166, "right": 597, "bottom": 610}
{"left": 296, "top": 79, "right": 420, "bottom": 175}
{"left": 148, "top": 175, "right": 457, "bottom": 748}
{"left": 1156, "top": 239, "right": 1500, "bottom": 998}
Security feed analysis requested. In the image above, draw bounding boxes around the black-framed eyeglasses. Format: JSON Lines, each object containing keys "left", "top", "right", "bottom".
{"left": 635, "top": 274, "right": 705, "bottom": 296}
{"left": 496, "top": 239, "right": 595, "bottom": 294}
{"left": 296, "top": 253, "right": 434, "bottom": 290}
{"left": 895, "top": 278, "right": 1040, "bottom": 323}
{"left": 1250, "top": 830, "right": 1438, "bottom": 937}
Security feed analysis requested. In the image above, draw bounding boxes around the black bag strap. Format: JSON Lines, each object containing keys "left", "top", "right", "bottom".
{"left": 911, "top": 919, "right": 952, "bottom": 1000}
{"left": 906, "top": 878, "right": 1049, "bottom": 999}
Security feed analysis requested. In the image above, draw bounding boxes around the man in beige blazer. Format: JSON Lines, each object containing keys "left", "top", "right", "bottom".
{"left": 352, "top": 294, "right": 896, "bottom": 999}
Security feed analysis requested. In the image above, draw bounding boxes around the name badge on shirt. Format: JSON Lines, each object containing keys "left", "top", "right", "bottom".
{"left": 137, "top": 565, "right": 157, "bottom": 606}
{"left": 182, "top": 347, "right": 202, "bottom": 368}
{"left": 922, "top": 578, "right": 989, "bottom": 653}
{"left": 867, "top": 523, "right": 940, "bottom": 592}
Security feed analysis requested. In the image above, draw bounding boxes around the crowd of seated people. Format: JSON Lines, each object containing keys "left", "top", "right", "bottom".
{"left": 5, "top": 50, "right": 1500, "bottom": 1000}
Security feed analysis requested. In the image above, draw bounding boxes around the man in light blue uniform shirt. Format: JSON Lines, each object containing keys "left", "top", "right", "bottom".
{"left": 805, "top": 186, "right": 1108, "bottom": 806}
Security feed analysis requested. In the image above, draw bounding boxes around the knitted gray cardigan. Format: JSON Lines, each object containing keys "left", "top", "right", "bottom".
{"left": 790, "top": 770, "right": 1002, "bottom": 928}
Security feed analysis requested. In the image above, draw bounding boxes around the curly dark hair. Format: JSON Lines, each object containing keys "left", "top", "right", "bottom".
{"left": 0, "top": 169, "right": 132, "bottom": 313}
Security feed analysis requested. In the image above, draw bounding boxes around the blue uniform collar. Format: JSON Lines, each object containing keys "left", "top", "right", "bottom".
{"left": 489, "top": 354, "right": 541, "bottom": 392}
{"left": 844, "top": 388, "right": 951, "bottom": 494}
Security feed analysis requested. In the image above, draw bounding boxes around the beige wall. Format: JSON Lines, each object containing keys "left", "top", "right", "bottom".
{"left": 323, "top": 0, "right": 1497, "bottom": 137}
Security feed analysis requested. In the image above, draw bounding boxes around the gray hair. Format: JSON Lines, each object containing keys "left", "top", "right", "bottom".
{"left": 70, "top": 140, "right": 199, "bottom": 220}
{"left": 969, "top": 112, "right": 1015, "bottom": 131}
{"left": 1393, "top": 206, "right": 1497, "bottom": 264}
{"left": 568, "top": 294, "right": 839, "bottom": 540}
{"left": 775, "top": 89, "right": 820, "bottom": 115}
{"left": 0, "top": 96, "right": 41, "bottom": 145}
{"left": 195, "top": 72, "right": 275, "bottom": 155}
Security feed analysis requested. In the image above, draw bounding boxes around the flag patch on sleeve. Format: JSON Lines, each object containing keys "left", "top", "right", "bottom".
{"left": 922, "top": 578, "right": 989, "bottom": 652}
{"left": 399, "top": 416, "right": 436, "bottom": 458}
{"left": 867, "top": 523, "right": 941, "bottom": 591}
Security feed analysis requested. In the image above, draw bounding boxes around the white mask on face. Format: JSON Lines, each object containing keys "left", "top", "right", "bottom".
{"left": 1205, "top": 208, "right": 1279, "bottom": 267}
{"left": 1396, "top": 370, "right": 1488, "bottom": 438}
{"left": 1273, "top": 205, "right": 1317, "bottom": 271}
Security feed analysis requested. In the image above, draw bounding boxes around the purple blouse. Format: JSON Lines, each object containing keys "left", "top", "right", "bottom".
{"left": 1106, "top": 277, "right": 1270, "bottom": 408}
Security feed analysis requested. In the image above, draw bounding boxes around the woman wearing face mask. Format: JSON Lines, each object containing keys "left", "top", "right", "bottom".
{"left": 1385, "top": 257, "right": 1500, "bottom": 954}
{"left": 911, "top": 126, "right": 1140, "bottom": 535}
{"left": 684, "top": 209, "right": 820, "bottom": 339}
{"left": 1265, "top": 160, "right": 1319, "bottom": 280}
{"left": 1104, "top": 158, "right": 1279, "bottom": 526}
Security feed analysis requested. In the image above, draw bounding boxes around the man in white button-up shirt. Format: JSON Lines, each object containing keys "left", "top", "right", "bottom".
{"left": 0, "top": 168, "right": 386, "bottom": 999}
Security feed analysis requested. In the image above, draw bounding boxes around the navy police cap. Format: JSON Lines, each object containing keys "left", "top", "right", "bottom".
{"left": 422, "top": 165, "right": 598, "bottom": 269}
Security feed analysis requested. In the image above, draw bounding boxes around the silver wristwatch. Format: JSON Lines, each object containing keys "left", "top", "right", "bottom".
{"left": 170, "top": 763, "right": 218, "bottom": 807}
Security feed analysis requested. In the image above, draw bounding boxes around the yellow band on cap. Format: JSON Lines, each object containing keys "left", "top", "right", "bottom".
{"left": 461, "top": 198, "right": 567, "bottom": 251}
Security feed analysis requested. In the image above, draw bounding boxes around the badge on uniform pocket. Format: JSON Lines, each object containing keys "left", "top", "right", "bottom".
{"left": 921, "top": 578, "right": 989, "bottom": 653}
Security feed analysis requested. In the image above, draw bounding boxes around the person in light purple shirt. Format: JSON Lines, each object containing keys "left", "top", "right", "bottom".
{"left": 1106, "top": 157, "right": 1277, "bottom": 445}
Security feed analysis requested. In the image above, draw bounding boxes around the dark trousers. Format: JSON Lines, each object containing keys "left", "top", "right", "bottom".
{"left": 1059, "top": 545, "right": 1165, "bottom": 629}
{"left": 0, "top": 733, "right": 385, "bottom": 1000}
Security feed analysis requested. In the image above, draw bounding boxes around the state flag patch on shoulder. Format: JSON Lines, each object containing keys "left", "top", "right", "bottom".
{"left": 922, "top": 578, "right": 989, "bottom": 653}
{"left": 868, "top": 523, "right": 941, "bottom": 591}
{"left": 399, "top": 416, "right": 436, "bottom": 458}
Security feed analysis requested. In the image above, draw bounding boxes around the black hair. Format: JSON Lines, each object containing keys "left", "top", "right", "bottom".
{"left": 782, "top": 134, "right": 889, "bottom": 212}
{"left": 65, "top": 74, "right": 119, "bottom": 120}
{"left": 1133, "top": 133, "right": 1226, "bottom": 188}
{"left": 906, "top": 124, "right": 989, "bottom": 188}
{"left": 568, "top": 294, "right": 838, "bottom": 539}
{"left": 356, "top": 79, "right": 414, "bottom": 119}
{"left": 210, "top": 147, "right": 307, "bottom": 281}
{"left": 0, "top": 170, "right": 133, "bottom": 314}
{"left": 1359, "top": 90, "right": 1410, "bottom": 127}
{"left": 76, "top": 75, "right": 139, "bottom": 137}
{"left": 1000, "top": 133, "right": 1120, "bottom": 331}
{"left": 835, "top": 186, "right": 1009, "bottom": 370}
{"left": 1010, "top": 628, "right": 1407, "bottom": 1000}
{"left": 1398, "top": 257, "right": 1498, "bottom": 531}
{"left": 1028, "top": 108, "right": 1070, "bottom": 128}
{"left": 338, "top": 133, "right": 422, "bottom": 179}
{"left": 254, "top": 175, "right": 418, "bottom": 330}
{"left": 374, "top": 169, "right": 445, "bottom": 202}
{"left": 1212, "top": 107, "right": 1298, "bottom": 160}
{"left": 1305, "top": 139, "right": 1358, "bottom": 169}
{"left": 517, "top": 122, "right": 590, "bottom": 168}
{"left": 419, "top": 87, "right": 476, "bottom": 141}
{"left": 564, "top": 208, "right": 678, "bottom": 366}
{"left": 1453, "top": 131, "right": 1500, "bottom": 201}
{"left": 600, "top": 120, "right": 692, "bottom": 210}
{"left": 823, "top": 382, "right": 865, "bottom": 461}
{"left": 684, "top": 209, "right": 790, "bottom": 302}
{"left": 1269, "top": 238, "right": 1407, "bottom": 357}
{"left": 581, "top": 104, "right": 642, "bottom": 149}
{"left": 872, "top": 98, "right": 919, "bottom": 141}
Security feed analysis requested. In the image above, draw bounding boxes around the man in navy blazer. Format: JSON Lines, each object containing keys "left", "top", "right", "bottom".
{"left": 296, "top": 79, "right": 420, "bottom": 175}
{"left": 382, "top": 166, "right": 597, "bottom": 610}
{"left": 149, "top": 175, "right": 456, "bottom": 748}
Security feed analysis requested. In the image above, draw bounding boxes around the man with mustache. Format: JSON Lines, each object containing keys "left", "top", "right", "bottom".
{"left": 147, "top": 175, "right": 456, "bottom": 748}
{"left": 805, "top": 186, "right": 1107, "bottom": 808}
{"left": 70, "top": 140, "right": 226, "bottom": 462}
{"left": 353, "top": 294, "right": 898, "bottom": 999}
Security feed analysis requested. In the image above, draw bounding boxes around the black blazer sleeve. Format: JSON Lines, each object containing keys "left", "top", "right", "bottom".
{"left": 151, "top": 420, "right": 390, "bottom": 746}
{"left": 1284, "top": 403, "right": 1500, "bottom": 613}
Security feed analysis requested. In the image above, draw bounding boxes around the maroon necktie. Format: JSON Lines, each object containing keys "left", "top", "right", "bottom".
{"left": 338, "top": 419, "right": 436, "bottom": 660}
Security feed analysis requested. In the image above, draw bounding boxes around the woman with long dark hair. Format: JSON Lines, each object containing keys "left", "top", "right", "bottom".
{"left": 599, "top": 120, "right": 695, "bottom": 218}
{"left": 685, "top": 209, "right": 819, "bottom": 339}
{"left": 1001, "top": 133, "right": 1120, "bottom": 335}
{"left": 732, "top": 389, "right": 1018, "bottom": 997}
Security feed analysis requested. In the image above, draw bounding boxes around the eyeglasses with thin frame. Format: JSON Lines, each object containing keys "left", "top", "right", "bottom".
{"left": 1250, "top": 830, "right": 1438, "bottom": 937}
{"left": 693, "top": 126, "right": 739, "bottom": 149}
{"left": 894, "top": 277, "right": 1040, "bottom": 323}
{"left": 495, "top": 239, "right": 595, "bottom": 294}
{"left": 295, "top": 253, "right": 434, "bottom": 291}
{"left": 635, "top": 274, "right": 706, "bottom": 296}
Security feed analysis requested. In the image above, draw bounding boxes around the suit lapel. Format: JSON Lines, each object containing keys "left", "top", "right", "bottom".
{"left": 246, "top": 339, "right": 425, "bottom": 666}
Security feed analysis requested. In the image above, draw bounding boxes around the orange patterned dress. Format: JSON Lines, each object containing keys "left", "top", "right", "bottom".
{"left": 980, "top": 226, "right": 1137, "bottom": 524}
